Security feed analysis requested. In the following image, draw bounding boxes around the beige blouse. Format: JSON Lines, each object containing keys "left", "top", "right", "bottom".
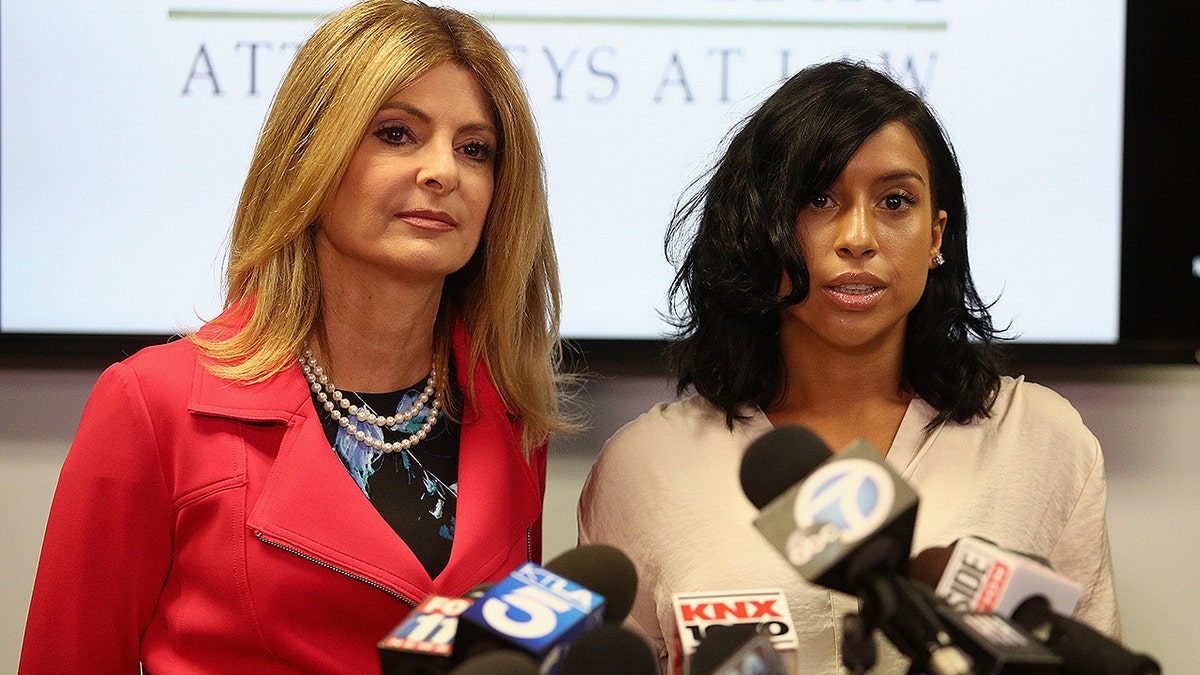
{"left": 577, "top": 376, "right": 1121, "bottom": 674}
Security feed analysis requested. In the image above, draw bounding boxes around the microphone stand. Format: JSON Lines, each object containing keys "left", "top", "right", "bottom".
{"left": 841, "top": 613, "right": 877, "bottom": 674}
{"left": 855, "top": 573, "right": 975, "bottom": 675}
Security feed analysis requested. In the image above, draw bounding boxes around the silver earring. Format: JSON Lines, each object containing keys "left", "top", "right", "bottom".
{"left": 933, "top": 252, "right": 945, "bottom": 266}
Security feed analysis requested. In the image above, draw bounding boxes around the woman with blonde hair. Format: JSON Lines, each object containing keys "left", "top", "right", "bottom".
{"left": 21, "top": 1, "right": 573, "bottom": 672}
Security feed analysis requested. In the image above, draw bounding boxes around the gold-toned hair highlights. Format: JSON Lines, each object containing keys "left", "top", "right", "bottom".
{"left": 190, "top": 0, "right": 577, "bottom": 451}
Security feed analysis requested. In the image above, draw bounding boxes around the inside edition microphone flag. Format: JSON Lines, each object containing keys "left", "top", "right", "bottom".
{"left": 935, "top": 536, "right": 1083, "bottom": 618}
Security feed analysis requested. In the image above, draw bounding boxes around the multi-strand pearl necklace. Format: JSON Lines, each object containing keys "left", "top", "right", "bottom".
{"left": 300, "top": 349, "right": 442, "bottom": 453}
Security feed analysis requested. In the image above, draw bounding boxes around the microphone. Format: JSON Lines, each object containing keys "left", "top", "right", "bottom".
{"left": 1012, "top": 596, "right": 1161, "bottom": 675}
{"left": 739, "top": 425, "right": 831, "bottom": 511}
{"left": 445, "top": 649, "right": 540, "bottom": 674}
{"left": 379, "top": 593, "right": 479, "bottom": 675}
{"left": 933, "top": 536, "right": 1083, "bottom": 618}
{"left": 741, "top": 426, "right": 973, "bottom": 675}
{"left": 670, "top": 589, "right": 798, "bottom": 675}
{"left": 904, "top": 578, "right": 1065, "bottom": 674}
{"left": 743, "top": 427, "right": 918, "bottom": 595}
{"left": 690, "top": 623, "right": 787, "bottom": 675}
{"left": 555, "top": 624, "right": 657, "bottom": 674}
{"left": 542, "top": 543, "right": 638, "bottom": 624}
{"left": 453, "top": 544, "right": 638, "bottom": 672}
{"left": 379, "top": 545, "right": 638, "bottom": 673}
{"left": 927, "top": 535, "right": 1160, "bottom": 673}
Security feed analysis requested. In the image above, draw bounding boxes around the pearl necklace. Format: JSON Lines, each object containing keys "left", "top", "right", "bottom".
{"left": 300, "top": 349, "right": 442, "bottom": 453}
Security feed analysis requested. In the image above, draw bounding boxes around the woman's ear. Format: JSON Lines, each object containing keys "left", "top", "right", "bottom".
{"left": 929, "top": 209, "right": 947, "bottom": 268}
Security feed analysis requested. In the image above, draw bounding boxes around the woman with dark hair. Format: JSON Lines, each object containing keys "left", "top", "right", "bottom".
{"left": 578, "top": 61, "right": 1120, "bottom": 673}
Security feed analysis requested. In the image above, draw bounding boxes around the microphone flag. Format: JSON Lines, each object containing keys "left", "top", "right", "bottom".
{"left": 751, "top": 439, "right": 918, "bottom": 595}
{"left": 670, "top": 589, "right": 797, "bottom": 675}
{"left": 454, "top": 561, "right": 605, "bottom": 673}
{"left": 935, "top": 536, "right": 1083, "bottom": 618}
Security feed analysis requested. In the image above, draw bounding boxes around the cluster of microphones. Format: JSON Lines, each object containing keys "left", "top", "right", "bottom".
{"left": 377, "top": 542, "right": 654, "bottom": 674}
{"left": 735, "top": 425, "right": 1163, "bottom": 675}
{"left": 376, "top": 424, "right": 1163, "bottom": 674}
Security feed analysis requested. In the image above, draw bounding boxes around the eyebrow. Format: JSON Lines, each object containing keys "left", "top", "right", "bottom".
{"left": 876, "top": 170, "right": 929, "bottom": 185}
{"left": 376, "top": 102, "right": 497, "bottom": 136}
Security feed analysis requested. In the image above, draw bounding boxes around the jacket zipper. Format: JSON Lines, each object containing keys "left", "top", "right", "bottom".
{"left": 256, "top": 531, "right": 417, "bottom": 607}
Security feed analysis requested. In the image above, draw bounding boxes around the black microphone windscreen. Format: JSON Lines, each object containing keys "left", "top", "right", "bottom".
{"left": 689, "top": 623, "right": 760, "bottom": 675}
{"left": 543, "top": 544, "right": 638, "bottom": 624}
{"left": 446, "top": 649, "right": 540, "bottom": 675}
{"left": 556, "top": 624, "right": 657, "bottom": 675}
{"left": 740, "top": 425, "right": 832, "bottom": 509}
{"left": 1012, "top": 596, "right": 1162, "bottom": 675}
{"left": 463, "top": 582, "right": 494, "bottom": 600}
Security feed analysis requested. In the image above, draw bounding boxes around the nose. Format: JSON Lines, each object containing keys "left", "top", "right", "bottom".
{"left": 416, "top": 141, "right": 458, "bottom": 194}
{"left": 834, "top": 203, "right": 877, "bottom": 259}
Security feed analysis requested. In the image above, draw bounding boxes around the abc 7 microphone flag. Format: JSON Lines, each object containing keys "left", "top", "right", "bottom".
{"left": 751, "top": 438, "right": 918, "bottom": 593}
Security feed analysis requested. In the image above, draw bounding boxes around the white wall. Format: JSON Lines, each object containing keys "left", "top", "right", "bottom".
{"left": 4, "top": 364, "right": 1198, "bottom": 672}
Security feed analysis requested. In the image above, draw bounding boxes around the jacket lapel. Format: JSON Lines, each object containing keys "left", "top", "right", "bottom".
{"left": 186, "top": 320, "right": 541, "bottom": 603}
{"left": 190, "top": 356, "right": 435, "bottom": 603}
{"left": 436, "top": 325, "right": 540, "bottom": 592}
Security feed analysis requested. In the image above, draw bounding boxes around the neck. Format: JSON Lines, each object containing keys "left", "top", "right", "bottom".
{"left": 767, "top": 329, "right": 912, "bottom": 453}
{"left": 312, "top": 273, "right": 446, "bottom": 393}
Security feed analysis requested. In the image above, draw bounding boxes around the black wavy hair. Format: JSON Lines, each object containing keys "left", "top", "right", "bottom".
{"left": 665, "top": 60, "right": 1004, "bottom": 429}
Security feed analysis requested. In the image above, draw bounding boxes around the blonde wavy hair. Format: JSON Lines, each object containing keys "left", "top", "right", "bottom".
{"left": 191, "top": 0, "right": 575, "bottom": 450}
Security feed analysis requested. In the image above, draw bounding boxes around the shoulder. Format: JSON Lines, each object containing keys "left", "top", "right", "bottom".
{"left": 986, "top": 376, "right": 1099, "bottom": 460}
{"left": 917, "top": 376, "right": 1103, "bottom": 494}
{"left": 583, "top": 396, "right": 715, "bottom": 494}
{"left": 581, "top": 395, "right": 768, "bottom": 514}
{"left": 88, "top": 339, "right": 200, "bottom": 408}
{"left": 923, "top": 375, "right": 1102, "bottom": 494}
{"left": 910, "top": 377, "right": 1109, "bottom": 567}
{"left": 92, "top": 320, "right": 306, "bottom": 423}
{"left": 598, "top": 395, "right": 757, "bottom": 464}
{"left": 122, "top": 337, "right": 201, "bottom": 375}
{"left": 617, "top": 394, "right": 726, "bottom": 435}
{"left": 991, "top": 375, "right": 1084, "bottom": 423}
{"left": 78, "top": 338, "right": 234, "bottom": 451}
{"left": 106, "top": 303, "right": 247, "bottom": 399}
{"left": 65, "top": 341, "right": 204, "bottom": 488}
{"left": 578, "top": 395, "right": 765, "bottom": 551}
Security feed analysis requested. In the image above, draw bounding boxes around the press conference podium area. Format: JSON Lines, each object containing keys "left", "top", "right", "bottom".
{"left": 3, "top": 362, "right": 1200, "bottom": 671}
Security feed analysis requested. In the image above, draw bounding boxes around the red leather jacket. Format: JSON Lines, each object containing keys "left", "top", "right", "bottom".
{"left": 20, "top": 307, "right": 546, "bottom": 674}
